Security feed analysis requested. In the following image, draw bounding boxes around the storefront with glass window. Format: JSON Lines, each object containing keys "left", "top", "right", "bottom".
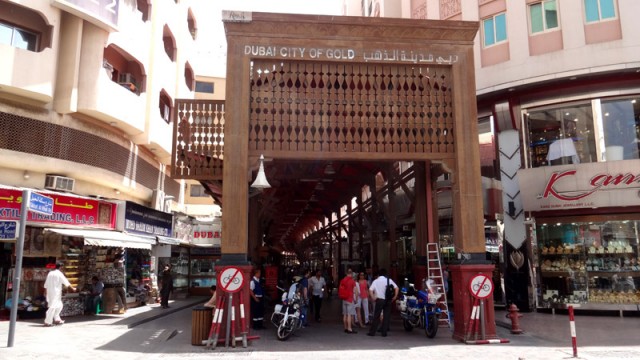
{"left": 187, "top": 221, "right": 221, "bottom": 296}
{"left": 525, "top": 95, "right": 639, "bottom": 168}
{"left": 518, "top": 91, "right": 640, "bottom": 312}
{"left": 117, "top": 201, "right": 175, "bottom": 300}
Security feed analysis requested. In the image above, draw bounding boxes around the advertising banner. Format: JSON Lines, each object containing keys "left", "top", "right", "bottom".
{"left": 0, "top": 188, "right": 116, "bottom": 228}
{"left": 121, "top": 201, "right": 172, "bottom": 236}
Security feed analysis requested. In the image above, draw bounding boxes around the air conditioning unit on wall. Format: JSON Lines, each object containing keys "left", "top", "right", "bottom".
{"left": 118, "top": 73, "right": 136, "bottom": 85}
{"left": 44, "top": 175, "right": 75, "bottom": 192}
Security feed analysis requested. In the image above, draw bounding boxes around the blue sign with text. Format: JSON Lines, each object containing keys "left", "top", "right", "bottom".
{"left": 29, "top": 193, "right": 54, "bottom": 216}
{"left": 0, "top": 221, "right": 17, "bottom": 239}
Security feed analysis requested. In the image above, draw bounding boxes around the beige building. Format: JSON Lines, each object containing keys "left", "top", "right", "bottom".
{"left": 344, "top": 0, "right": 640, "bottom": 312}
{"left": 0, "top": 0, "right": 211, "bottom": 212}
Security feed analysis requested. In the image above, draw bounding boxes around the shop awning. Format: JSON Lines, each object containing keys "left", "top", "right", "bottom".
{"left": 46, "top": 228, "right": 155, "bottom": 250}
{"left": 156, "top": 235, "right": 182, "bottom": 245}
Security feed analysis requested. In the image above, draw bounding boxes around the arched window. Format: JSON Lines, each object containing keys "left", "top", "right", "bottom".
{"left": 0, "top": 2, "right": 53, "bottom": 52}
{"left": 159, "top": 90, "right": 173, "bottom": 123}
{"left": 103, "top": 44, "right": 146, "bottom": 95}
{"left": 184, "top": 62, "right": 195, "bottom": 91}
{"left": 162, "top": 25, "right": 176, "bottom": 62}
{"left": 187, "top": 8, "right": 197, "bottom": 40}
{"left": 136, "top": 0, "right": 151, "bottom": 22}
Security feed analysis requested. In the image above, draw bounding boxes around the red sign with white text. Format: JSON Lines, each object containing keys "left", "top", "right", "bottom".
{"left": 0, "top": 188, "right": 116, "bottom": 228}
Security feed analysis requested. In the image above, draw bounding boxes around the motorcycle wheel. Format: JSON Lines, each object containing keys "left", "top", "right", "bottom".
{"left": 425, "top": 314, "right": 438, "bottom": 338}
{"left": 276, "top": 317, "right": 295, "bottom": 341}
{"left": 403, "top": 319, "right": 413, "bottom": 331}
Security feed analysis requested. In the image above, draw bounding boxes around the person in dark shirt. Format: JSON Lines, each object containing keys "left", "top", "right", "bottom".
{"left": 159, "top": 264, "right": 173, "bottom": 309}
{"left": 299, "top": 269, "right": 310, "bottom": 327}
{"left": 84, "top": 276, "right": 104, "bottom": 314}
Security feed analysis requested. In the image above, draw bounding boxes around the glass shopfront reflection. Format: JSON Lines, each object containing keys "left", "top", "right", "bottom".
{"left": 599, "top": 98, "right": 640, "bottom": 161}
{"left": 526, "top": 95, "right": 640, "bottom": 168}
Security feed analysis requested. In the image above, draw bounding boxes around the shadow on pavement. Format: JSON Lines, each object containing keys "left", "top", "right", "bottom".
{"left": 92, "top": 296, "right": 537, "bottom": 355}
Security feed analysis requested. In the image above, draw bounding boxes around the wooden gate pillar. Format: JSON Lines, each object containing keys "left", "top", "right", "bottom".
{"left": 449, "top": 46, "right": 496, "bottom": 341}
{"left": 412, "top": 161, "right": 431, "bottom": 289}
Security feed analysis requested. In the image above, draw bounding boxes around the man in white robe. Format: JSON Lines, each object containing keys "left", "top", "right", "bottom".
{"left": 43, "top": 262, "right": 76, "bottom": 326}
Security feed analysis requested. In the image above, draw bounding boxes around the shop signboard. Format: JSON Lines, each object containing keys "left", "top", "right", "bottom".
{"left": 191, "top": 223, "right": 222, "bottom": 247}
{"left": 0, "top": 220, "right": 17, "bottom": 240}
{"left": 518, "top": 160, "right": 640, "bottom": 211}
{"left": 191, "top": 219, "right": 222, "bottom": 247}
{"left": 0, "top": 188, "right": 117, "bottom": 228}
{"left": 120, "top": 201, "right": 172, "bottom": 237}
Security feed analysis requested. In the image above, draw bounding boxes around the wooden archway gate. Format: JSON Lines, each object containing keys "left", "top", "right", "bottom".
{"left": 221, "top": 12, "right": 484, "bottom": 263}
{"left": 172, "top": 12, "right": 495, "bottom": 342}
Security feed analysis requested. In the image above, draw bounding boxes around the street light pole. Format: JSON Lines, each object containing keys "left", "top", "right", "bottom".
{"left": 7, "top": 190, "right": 30, "bottom": 347}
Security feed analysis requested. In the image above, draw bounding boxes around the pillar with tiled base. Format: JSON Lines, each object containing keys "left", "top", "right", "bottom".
{"left": 212, "top": 260, "right": 254, "bottom": 347}
{"left": 449, "top": 263, "right": 497, "bottom": 341}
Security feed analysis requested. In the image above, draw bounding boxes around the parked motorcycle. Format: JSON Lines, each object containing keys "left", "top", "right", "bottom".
{"left": 271, "top": 286, "right": 304, "bottom": 341}
{"left": 396, "top": 279, "right": 440, "bottom": 338}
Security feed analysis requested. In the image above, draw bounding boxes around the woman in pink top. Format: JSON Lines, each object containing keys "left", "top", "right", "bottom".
{"left": 358, "top": 272, "right": 370, "bottom": 326}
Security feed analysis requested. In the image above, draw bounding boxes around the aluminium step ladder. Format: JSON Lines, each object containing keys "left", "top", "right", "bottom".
{"left": 426, "top": 242, "right": 451, "bottom": 328}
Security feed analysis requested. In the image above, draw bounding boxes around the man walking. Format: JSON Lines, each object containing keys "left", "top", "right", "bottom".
{"left": 367, "top": 268, "right": 398, "bottom": 337}
{"left": 309, "top": 269, "right": 326, "bottom": 322}
{"left": 43, "top": 262, "right": 76, "bottom": 327}
{"left": 339, "top": 268, "right": 357, "bottom": 334}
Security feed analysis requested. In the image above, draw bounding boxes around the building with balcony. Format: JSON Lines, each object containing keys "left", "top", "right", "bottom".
{"left": 0, "top": 0, "right": 229, "bottom": 309}
{"left": 343, "top": 0, "right": 640, "bottom": 313}
{"left": 0, "top": 0, "right": 205, "bottom": 209}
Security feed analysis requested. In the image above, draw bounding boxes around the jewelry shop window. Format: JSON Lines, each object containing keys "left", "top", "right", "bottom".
{"left": 537, "top": 219, "right": 640, "bottom": 308}
{"left": 526, "top": 102, "right": 596, "bottom": 167}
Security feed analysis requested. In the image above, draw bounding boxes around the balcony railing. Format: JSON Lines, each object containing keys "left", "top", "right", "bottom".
{"left": 77, "top": 71, "right": 146, "bottom": 134}
{"left": 0, "top": 45, "right": 55, "bottom": 102}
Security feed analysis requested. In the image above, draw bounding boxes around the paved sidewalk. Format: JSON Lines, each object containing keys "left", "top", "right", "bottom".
{"left": 2, "top": 296, "right": 639, "bottom": 360}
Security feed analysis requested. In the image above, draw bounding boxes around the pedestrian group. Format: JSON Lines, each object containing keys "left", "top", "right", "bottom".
{"left": 248, "top": 265, "right": 399, "bottom": 338}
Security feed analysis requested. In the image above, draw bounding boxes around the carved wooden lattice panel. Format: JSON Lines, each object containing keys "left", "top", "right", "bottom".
{"left": 440, "top": 0, "right": 462, "bottom": 19}
{"left": 411, "top": 0, "right": 427, "bottom": 19}
{"left": 249, "top": 60, "right": 454, "bottom": 155}
{"left": 172, "top": 99, "right": 225, "bottom": 179}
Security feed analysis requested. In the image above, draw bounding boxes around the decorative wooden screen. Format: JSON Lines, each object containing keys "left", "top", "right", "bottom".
{"left": 172, "top": 61, "right": 455, "bottom": 179}
{"left": 172, "top": 99, "right": 225, "bottom": 179}
{"left": 249, "top": 60, "right": 454, "bottom": 156}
